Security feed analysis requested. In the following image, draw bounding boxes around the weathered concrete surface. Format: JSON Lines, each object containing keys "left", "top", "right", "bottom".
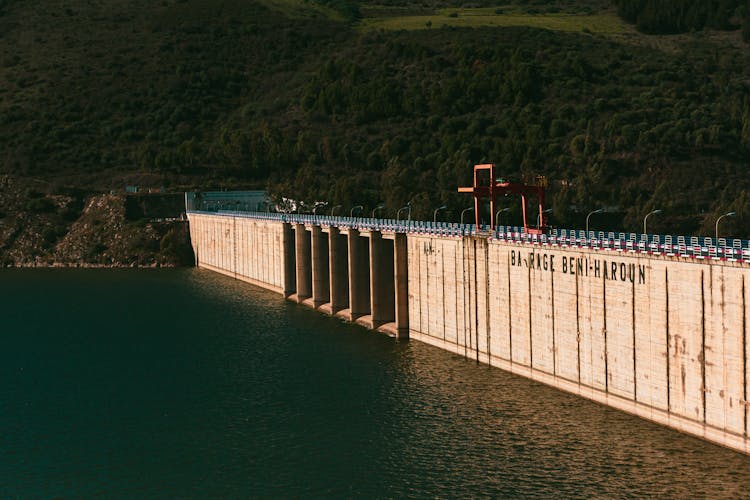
{"left": 187, "top": 212, "right": 750, "bottom": 455}
{"left": 311, "top": 225, "right": 330, "bottom": 308}
{"left": 393, "top": 233, "right": 409, "bottom": 339}
{"left": 295, "top": 224, "right": 312, "bottom": 302}
{"left": 369, "top": 231, "right": 395, "bottom": 328}
{"left": 327, "top": 227, "right": 349, "bottom": 315}
{"left": 346, "top": 228, "right": 371, "bottom": 321}
{"left": 407, "top": 235, "right": 750, "bottom": 455}
{"left": 187, "top": 213, "right": 287, "bottom": 293}
{"left": 282, "top": 223, "right": 296, "bottom": 296}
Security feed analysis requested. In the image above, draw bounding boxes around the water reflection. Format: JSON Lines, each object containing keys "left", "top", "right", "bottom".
{"left": 0, "top": 268, "right": 748, "bottom": 497}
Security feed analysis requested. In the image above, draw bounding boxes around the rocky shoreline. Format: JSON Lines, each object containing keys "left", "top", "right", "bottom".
{"left": 8, "top": 261, "right": 186, "bottom": 268}
{"left": 0, "top": 176, "right": 194, "bottom": 268}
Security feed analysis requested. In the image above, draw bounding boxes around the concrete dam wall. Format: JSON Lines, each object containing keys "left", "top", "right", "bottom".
{"left": 187, "top": 211, "right": 750, "bottom": 455}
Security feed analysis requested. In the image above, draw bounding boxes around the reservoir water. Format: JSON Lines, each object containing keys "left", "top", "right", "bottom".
{"left": 3, "top": 269, "right": 750, "bottom": 497}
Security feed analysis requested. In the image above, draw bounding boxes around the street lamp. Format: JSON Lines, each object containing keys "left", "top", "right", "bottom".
{"left": 495, "top": 207, "right": 511, "bottom": 226}
{"left": 715, "top": 211, "right": 736, "bottom": 240}
{"left": 643, "top": 209, "right": 662, "bottom": 235}
{"left": 433, "top": 204, "right": 447, "bottom": 224}
{"left": 397, "top": 203, "right": 411, "bottom": 222}
{"left": 350, "top": 205, "right": 363, "bottom": 217}
{"left": 460, "top": 207, "right": 474, "bottom": 224}
{"left": 586, "top": 208, "right": 605, "bottom": 233}
{"left": 313, "top": 203, "right": 325, "bottom": 215}
{"left": 330, "top": 205, "right": 342, "bottom": 216}
{"left": 371, "top": 203, "right": 385, "bottom": 218}
{"left": 537, "top": 208, "right": 552, "bottom": 227}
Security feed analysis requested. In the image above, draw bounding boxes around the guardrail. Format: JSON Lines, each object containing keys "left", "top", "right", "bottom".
{"left": 187, "top": 208, "right": 750, "bottom": 264}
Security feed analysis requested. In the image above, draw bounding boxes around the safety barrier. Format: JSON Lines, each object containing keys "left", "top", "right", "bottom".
{"left": 187, "top": 207, "right": 750, "bottom": 264}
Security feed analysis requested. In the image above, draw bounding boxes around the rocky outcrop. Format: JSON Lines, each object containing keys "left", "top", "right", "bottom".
{"left": 0, "top": 176, "right": 193, "bottom": 267}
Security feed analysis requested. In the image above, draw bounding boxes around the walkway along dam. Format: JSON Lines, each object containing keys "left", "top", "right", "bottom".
{"left": 186, "top": 192, "right": 750, "bottom": 455}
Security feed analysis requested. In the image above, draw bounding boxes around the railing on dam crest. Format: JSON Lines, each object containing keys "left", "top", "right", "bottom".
{"left": 185, "top": 192, "right": 750, "bottom": 263}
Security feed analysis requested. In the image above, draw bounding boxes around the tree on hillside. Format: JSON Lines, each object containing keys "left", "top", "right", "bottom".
{"left": 615, "top": 0, "right": 746, "bottom": 34}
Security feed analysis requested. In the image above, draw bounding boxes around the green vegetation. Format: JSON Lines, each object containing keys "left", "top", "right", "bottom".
{"left": 258, "top": 0, "right": 353, "bottom": 20}
{"left": 360, "top": 9, "right": 632, "bottom": 33}
{"left": 1, "top": 0, "right": 750, "bottom": 240}
{"left": 358, "top": 0, "right": 611, "bottom": 10}
{"left": 616, "top": 0, "right": 750, "bottom": 35}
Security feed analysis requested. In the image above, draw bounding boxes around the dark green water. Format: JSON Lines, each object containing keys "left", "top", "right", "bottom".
{"left": 3, "top": 269, "right": 750, "bottom": 497}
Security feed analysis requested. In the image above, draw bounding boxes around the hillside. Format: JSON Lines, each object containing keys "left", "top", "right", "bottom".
{"left": 1, "top": 0, "right": 749, "bottom": 244}
{"left": 0, "top": 176, "right": 193, "bottom": 266}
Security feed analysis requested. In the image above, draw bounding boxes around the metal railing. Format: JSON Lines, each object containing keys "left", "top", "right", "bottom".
{"left": 188, "top": 208, "right": 750, "bottom": 263}
{"left": 185, "top": 192, "right": 750, "bottom": 263}
{"left": 190, "top": 208, "right": 476, "bottom": 236}
{"left": 499, "top": 228, "right": 750, "bottom": 263}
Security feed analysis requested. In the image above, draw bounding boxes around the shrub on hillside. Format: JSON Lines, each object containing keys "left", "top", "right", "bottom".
{"left": 25, "top": 197, "right": 55, "bottom": 213}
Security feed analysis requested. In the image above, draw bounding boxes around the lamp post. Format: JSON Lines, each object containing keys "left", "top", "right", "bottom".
{"left": 495, "top": 207, "right": 511, "bottom": 227}
{"left": 715, "top": 211, "right": 736, "bottom": 240}
{"left": 371, "top": 204, "right": 385, "bottom": 219}
{"left": 433, "top": 204, "right": 447, "bottom": 224}
{"left": 537, "top": 208, "right": 552, "bottom": 228}
{"left": 397, "top": 203, "right": 411, "bottom": 222}
{"left": 350, "top": 205, "right": 363, "bottom": 217}
{"left": 586, "top": 208, "right": 605, "bottom": 233}
{"left": 330, "top": 204, "right": 342, "bottom": 216}
{"left": 643, "top": 209, "right": 662, "bottom": 235}
{"left": 460, "top": 207, "right": 474, "bottom": 224}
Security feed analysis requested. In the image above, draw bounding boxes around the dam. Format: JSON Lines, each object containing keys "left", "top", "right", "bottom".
{"left": 186, "top": 191, "right": 750, "bottom": 456}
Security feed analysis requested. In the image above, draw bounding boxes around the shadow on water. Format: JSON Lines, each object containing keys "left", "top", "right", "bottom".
{"left": 1, "top": 268, "right": 749, "bottom": 497}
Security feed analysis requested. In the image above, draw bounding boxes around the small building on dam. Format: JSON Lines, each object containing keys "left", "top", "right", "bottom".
{"left": 185, "top": 191, "right": 750, "bottom": 456}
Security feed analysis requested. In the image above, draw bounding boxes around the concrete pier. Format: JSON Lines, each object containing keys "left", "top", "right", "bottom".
{"left": 369, "top": 231, "right": 395, "bottom": 329}
{"left": 282, "top": 223, "right": 296, "bottom": 297}
{"left": 328, "top": 227, "right": 349, "bottom": 315}
{"left": 311, "top": 225, "right": 330, "bottom": 308}
{"left": 295, "top": 224, "right": 312, "bottom": 302}
{"left": 394, "top": 233, "right": 409, "bottom": 339}
{"left": 187, "top": 211, "right": 750, "bottom": 456}
{"left": 347, "top": 229, "right": 371, "bottom": 321}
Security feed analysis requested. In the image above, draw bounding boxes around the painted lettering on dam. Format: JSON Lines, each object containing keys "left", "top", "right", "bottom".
{"left": 510, "top": 250, "right": 647, "bottom": 284}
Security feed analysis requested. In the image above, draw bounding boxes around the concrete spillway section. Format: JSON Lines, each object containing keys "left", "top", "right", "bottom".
{"left": 369, "top": 231, "right": 395, "bottom": 329}
{"left": 346, "top": 229, "right": 371, "bottom": 322}
{"left": 188, "top": 213, "right": 287, "bottom": 293}
{"left": 187, "top": 212, "right": 750, "bottom": 456}
{"left": 394, "top": 233, "right": 409, "bottom": 339}
{"left": 325, "top": 226, "right": 349, "bottom": 315}
{"left": 282, "top": 223, "right": 296, "bottom": 296}
{"left": 310, "top": 225, "right": 330, "bottom": 308}
{"left": 294, "top": 224, "right": 312, "bottom": 303}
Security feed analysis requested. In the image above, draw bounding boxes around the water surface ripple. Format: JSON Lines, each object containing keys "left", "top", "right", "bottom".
{"left": 1, "top": 269, "right": 749, "bottom": 497}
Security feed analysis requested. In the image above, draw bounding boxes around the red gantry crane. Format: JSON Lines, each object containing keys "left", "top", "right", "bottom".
{"left": 458, "top": 163, "right": 549, "bottom": 235}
